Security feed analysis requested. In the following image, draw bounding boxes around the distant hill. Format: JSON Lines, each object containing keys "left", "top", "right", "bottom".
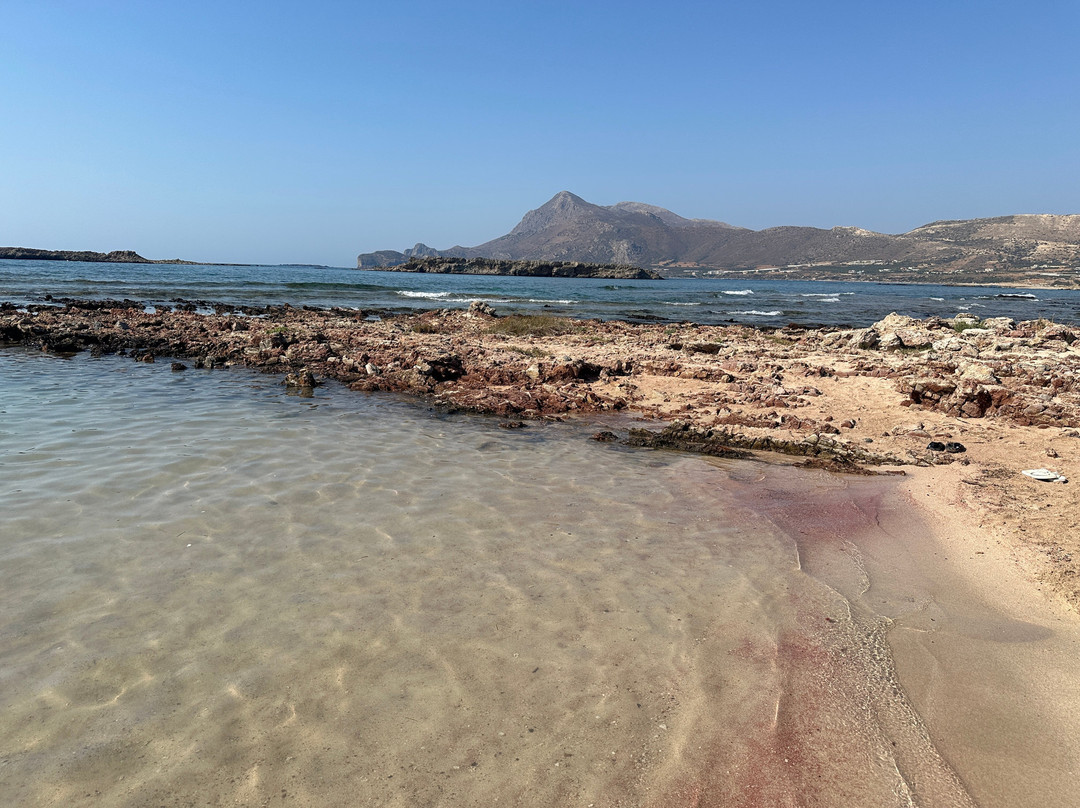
{"left": 358, "top": 192, "right": 1080, "bottom": 286}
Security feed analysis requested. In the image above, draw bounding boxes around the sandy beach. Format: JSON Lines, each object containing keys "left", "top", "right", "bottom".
{"left": 3, "top": 300, "right": 1080, "bottom": 805}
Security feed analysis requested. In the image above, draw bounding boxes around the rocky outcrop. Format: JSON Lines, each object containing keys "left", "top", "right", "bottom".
{"left": 824, "top": 312, "right": 1080, "bottom": 426}
{"left": 369, "top": 256, "right": 662, "bottom": 280}
{"left": 4, "top": 301, "right": 1079, "bottom": 472}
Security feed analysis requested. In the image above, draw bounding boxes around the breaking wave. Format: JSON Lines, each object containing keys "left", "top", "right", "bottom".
{"left": 397, "top": 291, "right": 453, "bottom": 299}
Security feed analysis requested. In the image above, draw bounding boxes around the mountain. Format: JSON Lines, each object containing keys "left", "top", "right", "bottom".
{"left": 358, "top": 192, "right": 1080, "bottom": 285}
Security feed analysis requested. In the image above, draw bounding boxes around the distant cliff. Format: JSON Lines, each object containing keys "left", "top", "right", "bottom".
{"left": 0, "top": 247, "right": 192, "bottom": 264}
{"left": 369, "top": 256, "right": 662, "bottom": 280}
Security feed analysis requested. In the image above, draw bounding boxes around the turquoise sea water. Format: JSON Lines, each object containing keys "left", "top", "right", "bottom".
{"left": 4, "top": 258, "right": 1080, "bottom": 326}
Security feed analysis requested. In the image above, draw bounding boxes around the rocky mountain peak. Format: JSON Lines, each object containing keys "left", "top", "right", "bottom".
{"left": 356, "top": 192, "right": 1080, "bottom": 284}
{"left": 509, "top": 191, "right": 603, "bottom": 237}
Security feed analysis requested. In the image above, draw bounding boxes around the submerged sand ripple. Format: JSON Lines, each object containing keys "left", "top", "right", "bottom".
{"left": 1, "top": 352, "right": 1078, "bottom": 806}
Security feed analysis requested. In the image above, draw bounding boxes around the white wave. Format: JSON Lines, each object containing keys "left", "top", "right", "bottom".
{"left": 397, "top": 290, "right": 453, "bottom": 299}
{"left": 662, "top": 301, "right": 703, "bottom": 306}
{"left": 728, "top": 309, "right": 783, "bottom": 316}
{"left": 818, "top": 297, "right": 841, "bottom": 303}
{"left": 722, "top": 289, "right": 754, "bottom": 296}
{"left": 527, "top": 298, "right": 577, "bottom": 304}
{"left": 800, "top": 292, "right": 855, "bottom": 297}
{"left": 929, "top": 297, "right": 945, "bottom": 301}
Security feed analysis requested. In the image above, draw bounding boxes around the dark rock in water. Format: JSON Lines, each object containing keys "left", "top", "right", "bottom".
{"left": 171, "top": 362, "right": 187, "bottom": 372}
{"left": 798, "top": 457, "right": 888, "bottom": 476}
{"left": 591, "top": 431, "right": 619, "bottom": 442}
{"left": 284, "top": 370, "right": 317, "bottom": 388}
{"left": 499, "top": 421, "right": 527, "bottom": 429}
{"left": 927, "top": 441, "right": 947, "bottom": 452}
{"left": 366, "top": 256, "right": 663, "bottom": 280}
{"left": 944, "top": 441, "right": 966, "bottom": 453}
{"left": 624, "top": 423, "right": 753, "bottom": 459}
{"left": 623, "top": 421, "right": 903, "bottom": 469}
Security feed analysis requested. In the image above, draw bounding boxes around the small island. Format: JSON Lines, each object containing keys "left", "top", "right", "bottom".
{"left": 0, "top": 247, "right": 193, "bottom": 264}
{"left": 360, "top": 256, "right": 663, "bottom": 280}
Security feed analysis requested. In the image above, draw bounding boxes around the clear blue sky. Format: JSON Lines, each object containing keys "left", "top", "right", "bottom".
{"left": 2, "top": 1, "right": 1078, "bottom": 266}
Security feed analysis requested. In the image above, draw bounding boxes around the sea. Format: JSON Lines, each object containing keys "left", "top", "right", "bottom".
{"left": 2, "top": 261, "right": 1079, "bottom": 807}
{"left": 3, "top": 258, "right": 1080, "bottom": 326}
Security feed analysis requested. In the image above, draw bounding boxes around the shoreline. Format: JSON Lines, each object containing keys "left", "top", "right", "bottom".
{"left": 3, "top": 305, "right": 1080, "bottom": 804}
{"left": 3, "top": 298, "right": 1078, "bottom": 612}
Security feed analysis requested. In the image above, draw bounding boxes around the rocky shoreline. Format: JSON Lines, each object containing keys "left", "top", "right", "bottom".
{"left": 365, "top": 256, "right": 663, "bottom": 280}
{"left": 3, "top": 298, "right": 1079, "bottom": 607}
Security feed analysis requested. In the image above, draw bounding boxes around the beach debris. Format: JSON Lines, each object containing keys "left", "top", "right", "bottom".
{"left": 1021, "top": 468, "right": 1068, "bottom": 483}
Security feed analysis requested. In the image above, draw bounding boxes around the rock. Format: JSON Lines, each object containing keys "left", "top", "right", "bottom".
{"left": 685, "top": 342, "right": 723, "bottom": 354}
{"left": 468, "top": 301, "right": 496, "bottom": 317}
{"left": 1039, "top": 325, "right": 1077, "bottom": 345}
{"left": 591, "top": 431, "right": 619, "bottom": 442}
{"left": 284, "top": 370, "right": 317, "bottom": 388}
{"left": 872, "top": 312, "right": 935, "bottom": 350}
{"left": 894, "top": 329, "right": 934, "bottom": 349}
{"left": 171, "top": 362, "right": 187, "bottom": 372}
{"left": 981, "top": 316, "right": 1016, "bottom": 331}
{"left": 944, "top": 441, "right": 966, "bottom": 453}
{"left": 959, "top": 362, "right": 1000, "bottom": 385}
{"left": 878, "top": 332, "right": 903, "bottom": 351}
{"left": 849, "top": 328, "right": 880, "bottom": 349}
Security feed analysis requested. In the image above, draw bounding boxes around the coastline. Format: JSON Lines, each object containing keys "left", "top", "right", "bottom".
{"left": 3, "top": 298, "right": 1078, "bottom": 612}
{"left": 3, "top": 302, "right": 1080, "bottom": 804}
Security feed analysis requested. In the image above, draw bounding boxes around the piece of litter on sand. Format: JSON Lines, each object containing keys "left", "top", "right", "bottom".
{"left": 1021, "top": 468, "right": 1068, "bottom": 483}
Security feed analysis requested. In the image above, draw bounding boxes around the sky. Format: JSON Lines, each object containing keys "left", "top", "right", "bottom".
{"left": 2, "top": 1, "right": 1078, "bottom": 267}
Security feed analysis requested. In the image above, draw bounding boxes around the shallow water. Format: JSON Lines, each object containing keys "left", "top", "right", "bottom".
{"left": 1, "top": 350, "right": 1077, "bottom": 807}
